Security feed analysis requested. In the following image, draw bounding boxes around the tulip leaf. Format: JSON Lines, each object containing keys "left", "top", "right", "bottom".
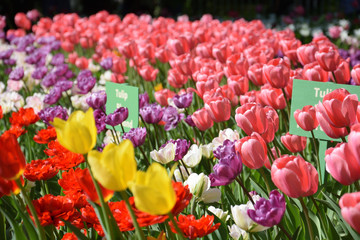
{"left": 0, "top": 206, "right": 28, "bottom": 240}
{"left": 63, "top": 220, "right": 88, "bottom": 240}
{"left": 205, "top": 210, "right": 228, "bottom": 240}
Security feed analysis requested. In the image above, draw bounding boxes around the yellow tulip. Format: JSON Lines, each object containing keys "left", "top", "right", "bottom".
{"left": 129, "top": 162, "right": 176, "bottom": 215}
{"left": 88, "top": 140, "right": 137, "bottom": 191}
{"left": 52, "top": 108, "right": 97, "bottom": 154}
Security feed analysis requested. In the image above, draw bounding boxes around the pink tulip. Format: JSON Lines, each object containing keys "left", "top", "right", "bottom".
{"left": 294, "top": 105, "right": 319, "bottom": 131}
{"left": 258, "top": 84, "right": 286, "bottom": 110}
{"left": 138, "top": 65, "right": 159, "bottom": 82}
{"left": 351, "top": 64, "right": 360, "bottom": 85}
{"left": 224, "top": 53, "right": 249, "bottom": 77}
{"left": 296, "top": 43, "right": 318, "bottom": 66}
{"left": 315, "top": 46, "right": 341, "bottom": 72}
{"left": 227, "top": 75, "right": 249, "bottom": 96}
{"left": 154, "top": 89, "right": 175, "bottom": 106}
{"left": 191, "top": 108, "right": 214, "bottom": 131}
{"left": 205, "top": 96, "right": 231, "bottom": 123}
{"left": 330, "top": 58, "right": 351, "bottom": 84}
{"left": 302, "top": 62, "right": 329, "bottom": 82}
{"left": 339, "top": 192, "right": 360, "bottom": 234}
{"left": 248, "top": 63, "right": 266, "bottom": 86}
{"left": 315, "top": 88, "right": 358, "bottom": 128}
{"left": 262, "top": 58, "right": 290, "bottom": 89}
{"left": 15, "top": 13, "right": 31, "bottom": 30}
{"left": 325, "top": 143, "right": 360, "bottom": 185}
{"left": 271, "top": 155, "right": 318, "bottom": 198}
{"left": 348, "top": 123, "right": 360, "bottom": 166}
{"left": 281, "top": 133, "right": 307, "bottom": 153}
{"left": 167, "top": 69, "right": 188, "bottom": 88}
{"left": 235, "top": 132, "right": 267, "bottom": 169}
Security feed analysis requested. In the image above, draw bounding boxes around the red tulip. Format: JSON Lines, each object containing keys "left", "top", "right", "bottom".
{"left": 0, "top": 133, "right": 26, "bottom": 180}
{"left": 138, "top": 65, "right": 159, "bottom": 82}
{"left": 339, "top": 192, "right": 360, "bottom": 234}
{"left": 227, "top": 75, "right": 249, "bottom": 96}
{"left": 191, "top": 108, "right": 214, "bottom": 131}
{"left": 14, "top": 13, "right": 31, "bottom": 30}
{"left": 248, "top": 63, "right": 266, "bottom": 86}
{"left": 281, "top": 133, "right": 307, "bottom": 153}
{"left": 325, "top": 143, "right": 360, "bottom": 185}
{"left": 235, "top": 132, "right": 267, "bottom": 169}
{"left": 224, "top": 53, "right": 249, "bottom": 77}
{"left": 235, "top": 103, "right": 268, "bottom": 136}
{"left": 315, "top": 46, "right": 341, "bottom": 72}
{"left": 168, "top": 69, "right": 188, "bottom": 88}
{"left": 271, "top": 155, "right": 318, "bottom": 198}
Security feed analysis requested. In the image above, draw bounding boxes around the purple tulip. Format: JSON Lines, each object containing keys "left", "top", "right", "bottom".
{"left": 162, "top": 106, "right": 185, "bottom": 131}
{"left": 3, "top": 58, "right": 15, "bottom": 66}
{"left": 43, "top": 87, "right": 62, "bottom": 105}
{"left": 51, "top": 53, "right": 65, "bottom": 66}
{"left": 42, "top": 73, "right": 57, "bottom": 88}
{"left": 87, "top": 91, "right": 107, "bottom": 109}
{"left": 105, "top": 107, "right": 129, "bottom": 126}
{"left": 32, "top": 66, "right": 48, "bottom": 80}
{"left": 94, "top": 109, "right": 107, "bottom": 133}
{"left": 39, "top": 105, "right": 68, "bottom": 125}
{"left": 9, "top": 67, "right": 24, "bottom": 81}
{"left": 0, "top": 49, "right": 14, "bottom": 60}
{"left": 173, "top": 93, "right": 193, "bottom": 109}
{"left": 100, "top": 57, "right": 113, "bottom": 70}
{"left": 53, "top": 64, "right": 68, "bottom": 77}
{"left": 139, "top": 92, "right": 149, "bottom": 109}
{"left": 247, "top": 190, "right": 286, "bottom": 227}
{"left": 210, "top": 140, "right": 242, "bottom": 186}
{"left": 54, "top": 80, "right": 73, "bottom": 92}
{"left": 76, "top": 70, "right": 96, "bottom": 94}
{"left": 122, "top": 127, "right": 147, "bottom": 147}
{"left": 140, "top": 103, "right": 164, "bottom": 124}
{"left": 184, "top": 114, "right": 196, "bottom": 127}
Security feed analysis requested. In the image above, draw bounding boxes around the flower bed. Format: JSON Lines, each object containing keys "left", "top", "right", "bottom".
{"left": 0, "top": 10, "right": 360, "bottom": 240}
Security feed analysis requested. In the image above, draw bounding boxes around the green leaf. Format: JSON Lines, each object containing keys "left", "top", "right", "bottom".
{"left": 63, "top": 220, "right": 88, "bottom": 240}
{"left": 204, "top": 210, "right": 228, "bottom": 240}
{"left": 0, "top": 206, "right": 28, "bottom": 240}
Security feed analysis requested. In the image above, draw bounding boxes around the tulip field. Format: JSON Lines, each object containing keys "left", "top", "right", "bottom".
{"left": 1, "top": 9, "right": 360, "bottom": 240}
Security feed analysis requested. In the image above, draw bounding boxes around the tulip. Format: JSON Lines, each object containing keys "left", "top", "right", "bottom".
{"left": 315, "top": 46, "right": 341, "bottom": 72}
{"left": 88, "top": 140, "right": 137, "bottom": 191}
{"left": 154, "top": 89, "right": 176, "bottom": 106}
{"left": 330, "top": 58, "right": 350, "bottom": 84}
{"left": 191, "top": 108, "right": 214, "bottom": 131}
{"left": 167, "top": 69, "right": 188, "bottom": 89}
{"left": 52, "top": 108, "right": 97, "bottom": 154}
{"left": 184, "top": 173, "right": 221, "bottom": 203}
{"left": 235, "top": 133, "right": 267, "bottom": 169}
{"left": 231, "top": 195, "right": 269, "bottom": 233}
{"left": 316, "top": 111, "right": 349, "bottom": 139}
{"left": 258, "top": 84, "right": 286, "bottom": 110}
{"left": 122, "top": 127, "right": 147, "bottom": 148}
{"left": 349, "top": 124, "right": 360, "bottom": 166}
{"left": 208, "top": 206, "right": 229, "bottom": 222}
{"left": 315, "top": 88, "right": 358, "bottom": 128}
{"left": 173, "top": 93, "right": 193, "bottom": 109}
{"left": 224, "top": 53, "right": 249, "bottom": 77}
{"left": 248, "top": 63, "right": 266, "bottom": 86}
{"left": 105, "top": 107, "right": 129, "bottom": 127}
{"left": 247, "top": 190, "right": 286, "bottom": 227}
{"left": 302, "top": 62, "right": 329, "bottom": 82}
{"left": 138, "top": 65, "right": 159, "bottom": 82}
{"left": 296, "top": 43, "right": 318, "bottom": 66}
{"left": 294, "top": 105, "right": 319, "bottom": 131}
{"left": 75, "top": 168, "right": 114, "bottom": 204}
{"left": 339, "top": 192, "right": 360, "bottom": 234}
{"left": 262, "top": 58, "right": 290, "bottom": 89}
{"left": 235, "top": 103, "right": 268, "bottom": 136}
{"left": 351, "top": 64, "right": 360, "bottom": 85}
{"left": 0, "top": 133, "right": 26, "bottom": 180}
{"left": 150, "top": 142, "right": 176, "bottom": 164}
{"left": 205, "top": 96, "right": 231, "bottom": 122}
{"left": 129, "top": 162, "right": 176, "bottom": 215}
{"left": 182, "top": 144, "right": 202, "bottom": 168}
{"left": 0, "top": 177, "right": 21, "bottom": 198}
{"left": 280, "top": 133, "right": 307, "bottom": 153}
{"left": 140, "top": 103, "right": 164, "bottom": 124}
{"left": 325, "top": 143, "right": 360, "bottom": 185}
{"left": 227, "top": 75, "right": 249, "bottom": 96}
{"left": 14, "top": 12, "right": 31, "bottom": 30}
{"left": 271, "top": 155, "right": 318, "bottom": 198}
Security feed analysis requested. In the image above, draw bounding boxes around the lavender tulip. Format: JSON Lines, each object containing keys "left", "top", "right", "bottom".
{"left": 94, "top": 109, "right": 107, "bottom": 133}
{"left": 247, "top": 190, "right": 286, "bottom": 227}
{"left": 105, "top": 107, "right": 129, "bottom": 126}
{"left": 173, "top": 92, "right": 193, "bottom": 108}
{"left": 100, "top": 57, "right": 113, "bottom": 70}
{"left": 140, "top": 103, "right": 164, "bottom": 124}
{"left": 51, "top": 53, "right": 65, "bottom": 66}
{"left": 122, "top": 127, "right": 147, "bottom": 147}
{"left": 9, "top": 67, "right": 24, "bottom": 81}
{"left": 162, "top": 106, "right": 185, "bottom": 131}
{"left": 139, "top": 92, "right": 149, "bottom": 109}
{"left": 39, "top": 105, "right": 68, "bottom": 125}
{"left": 86, "top": 91, "right": 107, "bottom": 109}
{"left": 76, "top": 70, "right": 96, "bottom": 94}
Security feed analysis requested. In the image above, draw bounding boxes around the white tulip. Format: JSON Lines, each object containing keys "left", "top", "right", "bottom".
{"left": 182, "top": 144, "right": 202, "bottom": 168}
{"left": 208, "top": 206, "right": 229, "bottom": 222}
{"left": 184, "top": 173, "right": 221, "bottom": 203}
{"left": 150, "top": 142, "right": 176, "bottom": 164}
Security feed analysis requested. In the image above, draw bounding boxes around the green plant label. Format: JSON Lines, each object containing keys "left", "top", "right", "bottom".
{"left": 289, "top": 79, "right": 360, "bottom": 141}
{"left": 105, "top": 81, "right": 139, "bottom": 133}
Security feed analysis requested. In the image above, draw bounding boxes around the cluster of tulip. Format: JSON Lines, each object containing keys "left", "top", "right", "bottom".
{"left": 0, "top": 9, "right": 360, "bottom": 240}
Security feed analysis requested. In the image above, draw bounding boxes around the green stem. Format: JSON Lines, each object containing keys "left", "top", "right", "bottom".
{"left": 277, "top": 222, "right": 292, "bottom": 240}
{"left": 259, "top": 168, "right": 271, "bottom": 193}
{"left": 354, "top": 181, "right": 360, "bottom": 192}
{"left": 111, "top": 126, "right": 121, "bottom": 144}
{"left": 15, "top": 178, "right": 46, "bottom": 240}
{"left": 299, "top": 197, "right": 314, "bottom": 240}
{"left": 167, "top": 212, "right": 185, "bottom": 239}
{"left": 235, "top": 177, "right": 254, "bottom": 205}
{"left": 190, "top": 199, "right": 196, "bottom": 215}
{"left": 87, "top": 163, "right": 112, "bottom": 239}
{"left": 341, "top": 136, "right": 347, "bottom": 143}
{"left": 310, "top": 196, "right": 329, "bottom": 239}
{"left": 120, "top": 191, "right": 146, "bottom": 240}
{"left": 310, "top": 130, "right": 321, "bottom": 181}
{"left": 138, "top": 146, "right": 150, "bottom": 167}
